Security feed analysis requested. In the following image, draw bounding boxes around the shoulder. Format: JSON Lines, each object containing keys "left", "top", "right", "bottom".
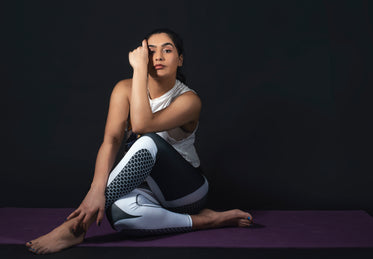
{"left": 113, "top": 78, "right": 132, "bottom": 92}
{"left": 111, "top": 78, "right": 132, "bottom": 98}
{"left": 174, "top": 90, "right": 202, "bottom": 111}
{"left": 108, "top": 79, "right": 133, "bottom": 106}
{"left": 177, "top": 82, "right": 201, "bottom": 105}
{"left": 181, "top": 90, "right": 201, "bottom": 103}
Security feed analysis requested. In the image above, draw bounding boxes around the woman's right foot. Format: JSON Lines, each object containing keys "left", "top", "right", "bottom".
{"left": 191, "top": 208, "right": 253, "bottom": 230}
{"left": 25, "top": 219, "right": 85, "bottom": 255}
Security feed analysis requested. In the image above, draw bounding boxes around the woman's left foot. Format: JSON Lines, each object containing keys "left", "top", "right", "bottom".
{"left": 191, "top": 208, "right": 253, "bottom": 230}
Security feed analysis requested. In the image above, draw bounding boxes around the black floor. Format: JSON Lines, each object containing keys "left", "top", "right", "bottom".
{"left": 1, "top": 245, "right": 373, "bottom": 259}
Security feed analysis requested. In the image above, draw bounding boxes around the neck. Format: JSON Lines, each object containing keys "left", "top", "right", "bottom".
{"left": 147, "top": 76, "right": 177, "bottom": 99}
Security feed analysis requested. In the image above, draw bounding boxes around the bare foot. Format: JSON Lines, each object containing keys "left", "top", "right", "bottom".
{"left": 25, "top": 219, "right": 85, "bottom": 255}
{"left": 191, "top": 209, "right": 253, "bottom": 230}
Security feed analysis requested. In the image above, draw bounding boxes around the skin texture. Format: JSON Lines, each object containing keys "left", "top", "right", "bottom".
{"left": 25, "top": 33, "right": 253, "bottom": 255}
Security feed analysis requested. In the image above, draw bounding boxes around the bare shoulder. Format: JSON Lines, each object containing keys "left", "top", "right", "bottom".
{"left": 176, "top": 90, "right": 202, "bottom": 109}
{"left": 109, "top": 79, "right": 133, "bottom": 104}
{"left": 112, "top": 78, "right": 132, "bottom": 95}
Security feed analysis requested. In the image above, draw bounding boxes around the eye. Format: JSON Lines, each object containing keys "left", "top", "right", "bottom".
{"left": 163, "top": 49, "right": 172, "bottom": 53}
{"left": 149, "top": 49, "right": 155, "bottom": 54}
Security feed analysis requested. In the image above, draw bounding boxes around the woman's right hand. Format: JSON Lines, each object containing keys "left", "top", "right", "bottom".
{"left": 66, "top": 187, "right": 106, "bottom": 232}
{"left": 128, "top": 39, "right": 149, "bottom": 70}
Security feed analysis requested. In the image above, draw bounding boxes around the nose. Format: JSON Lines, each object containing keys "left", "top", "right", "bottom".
{"left": 154, "top": 50, "right": 164, "bottom": 61}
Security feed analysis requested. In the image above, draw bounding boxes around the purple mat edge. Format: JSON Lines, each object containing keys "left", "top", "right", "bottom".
{"left": 1, "top": 208, "right": 373, "bottom": 248}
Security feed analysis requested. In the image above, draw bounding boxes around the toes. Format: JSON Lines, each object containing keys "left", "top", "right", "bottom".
{"left": 243, "top": 212, "right": 253, "bottom": 224}
{"left": 28, "top": 247, "right": 37, "bottom": 254}
{"left": 39, "top": 247, "right": 48, "bottom": 254}
{"left": 233, "top": 209, "right": 252, "bottom": 219}
{"left": 238, "top": 219, "right": 252, "bottom": 227}
{"left": 27, "top": 242, "right": 40, "bottom": 254}
{"left": 29, "top": 245, "right": 46, "bottom": 255}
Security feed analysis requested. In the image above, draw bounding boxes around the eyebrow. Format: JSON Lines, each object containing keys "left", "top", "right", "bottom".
{"left": 148, "top": 42, "right": 174, "bottom": 48}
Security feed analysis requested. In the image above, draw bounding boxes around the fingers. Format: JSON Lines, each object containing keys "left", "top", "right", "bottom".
{"left": 82, "top": 212, "right": 94, "bottom": 230}
{"left": 128, "top": 41, "right": 149, "bottom": 69}
{"left": 72, "top": 212, "right": 85, "bottom": 232}
{"left": 96, "top": 208, "right": 105, "bottom": 226}
{"left": 69, "top": 206, "right": 103, "bottom": 231}
{"left": 66, "top": 209, "right": 80, "bottom": 221}
{"left": 130, "top": 40, "right": 148, "bottom": 53}
{"left": 82, "top": 208, "right": 102, "bottom": 229}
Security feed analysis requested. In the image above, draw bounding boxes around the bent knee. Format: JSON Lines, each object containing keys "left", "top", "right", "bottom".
{"left": 129, "top": 134, "right": 158, "bottom": 160}
{"left": 106, "top": 193, "right": 140, "bottom": 230}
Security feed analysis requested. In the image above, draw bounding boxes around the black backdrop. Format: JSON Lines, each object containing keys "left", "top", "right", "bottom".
{"left": 2, "top": 0, "right": 373, "bottom": 213}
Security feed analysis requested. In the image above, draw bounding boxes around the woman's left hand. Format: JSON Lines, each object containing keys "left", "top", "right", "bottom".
{"left": 66, "top": 187, "right": 106, "bottom": 232}
{"left": 128, "top": 39, "right": 149, "bottom": 70}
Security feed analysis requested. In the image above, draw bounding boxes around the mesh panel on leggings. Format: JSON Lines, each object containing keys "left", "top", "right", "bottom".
{"left": 105, "top": 149, "right": 154, "bottom": 209}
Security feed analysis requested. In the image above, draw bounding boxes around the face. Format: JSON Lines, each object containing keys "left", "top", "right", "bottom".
{"left": 147, "top": 33, "right": 183, "bottom": 79}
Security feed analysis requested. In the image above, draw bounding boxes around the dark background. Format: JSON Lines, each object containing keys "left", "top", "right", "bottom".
{"left": 2, "top": 0, "right": 373, "bottom": 213}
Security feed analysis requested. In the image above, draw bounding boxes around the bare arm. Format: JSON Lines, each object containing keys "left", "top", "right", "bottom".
{"left": 90, "top": 81, "right": 130, "bottom": 191}
{"left": 67, "top": 80, "right": 131, "bottom": 229}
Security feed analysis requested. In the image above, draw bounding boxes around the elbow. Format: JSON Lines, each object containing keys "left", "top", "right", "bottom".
{"left": 131, "top": 126, "right": 145, "bottom": 135}
{"left": 130, "top": 121, "right": 148, "bottom": 134}
{"left": 103, "top": 135, "right": 122, "bottom": 146}
{"left": 103, "top": 130, "right": 126, "bottom": 147}
{"left": 130, "top": 114, "right": 155, "bottom": 134}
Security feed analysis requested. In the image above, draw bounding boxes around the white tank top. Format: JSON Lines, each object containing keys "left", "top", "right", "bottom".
{"left": 149, "top": 80, "right": 200, "bottom": 168}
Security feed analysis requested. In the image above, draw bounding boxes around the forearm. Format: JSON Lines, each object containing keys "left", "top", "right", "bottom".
{"left": 130, "top": 68, "right": 153, "bottom": 132}
{"left": 90, "top": 140, "right": 122, "bottom": 193}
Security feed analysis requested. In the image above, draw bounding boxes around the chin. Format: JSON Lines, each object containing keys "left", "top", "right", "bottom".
{"left": 152, "top": 71, "right": 171, "bottom": 79}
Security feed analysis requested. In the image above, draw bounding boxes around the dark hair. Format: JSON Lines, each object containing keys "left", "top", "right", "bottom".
{"left": 145, "top": 28, "right": 186, "bottom": 84}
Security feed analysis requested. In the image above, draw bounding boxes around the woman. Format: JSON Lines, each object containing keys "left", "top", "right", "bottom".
{"left": 26, "top": 28, "right": 253, "bottom": 254}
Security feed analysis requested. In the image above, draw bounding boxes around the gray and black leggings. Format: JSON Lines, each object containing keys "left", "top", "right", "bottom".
{"left": 105, "top": 133, "right": 208, "bottom": 235}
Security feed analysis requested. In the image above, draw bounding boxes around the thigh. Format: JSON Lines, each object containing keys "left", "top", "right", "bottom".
{"left": 143, "top": 133, "right": 209, "bottom": 212}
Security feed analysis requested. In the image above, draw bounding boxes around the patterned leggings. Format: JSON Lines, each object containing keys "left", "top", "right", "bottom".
{"left": 105, "top": 133, "right": 208, "bottom": 235}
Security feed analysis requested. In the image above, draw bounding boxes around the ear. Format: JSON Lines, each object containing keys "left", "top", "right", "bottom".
{"left": 178, "top": 54, "right": 183, "bottom": 67}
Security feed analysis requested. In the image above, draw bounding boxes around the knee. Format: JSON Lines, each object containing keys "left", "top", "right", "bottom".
{"left": 106, "top": 199, "right": 140, "bottom": 231}
{"left": 141, "top": 132, "right": 171, "bottom": 154}
{"left": 129, "top": 134, "right": 158, "bottom": 160}
{"left": 142, "top": 132, "right": 158, "bottom": 139}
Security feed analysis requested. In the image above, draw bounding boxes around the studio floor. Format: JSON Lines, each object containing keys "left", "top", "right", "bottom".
{"left": 1, "top": 208, "right": 373, "bottom": 258}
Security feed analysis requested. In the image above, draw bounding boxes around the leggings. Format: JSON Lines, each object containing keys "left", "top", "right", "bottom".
{"left": 105, "top": 133, "right": 208, "bottom": 235}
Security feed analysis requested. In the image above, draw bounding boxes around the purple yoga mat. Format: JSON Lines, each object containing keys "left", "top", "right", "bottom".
{"left": 1, "top": 208, "right": 373, "bottom": 248}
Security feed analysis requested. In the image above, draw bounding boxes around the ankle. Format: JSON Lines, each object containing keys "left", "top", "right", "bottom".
{"left": 191, "top": 213, "right": 217, "bottom": 230}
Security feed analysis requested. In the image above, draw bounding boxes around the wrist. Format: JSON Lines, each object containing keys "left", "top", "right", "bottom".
{"left": 133, "top": 66, "right": 148, "bottom": 76}
{"left": 90, "top": 182, "right": 106, "bottom": 194}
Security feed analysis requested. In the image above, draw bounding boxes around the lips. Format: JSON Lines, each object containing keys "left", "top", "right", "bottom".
{"left": 154, "top": 64, "right": 165, "bottom": 70}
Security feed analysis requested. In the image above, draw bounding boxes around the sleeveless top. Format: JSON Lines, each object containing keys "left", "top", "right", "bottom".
{"left": 149, "top": 80, "right": 200, "bottom": 168}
